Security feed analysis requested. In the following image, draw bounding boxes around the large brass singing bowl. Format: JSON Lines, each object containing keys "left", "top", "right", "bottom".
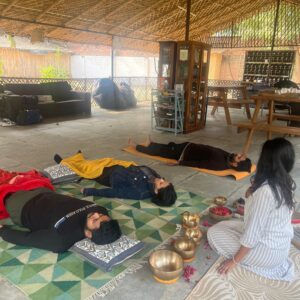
{"left": 149, "top": 250, "right": 183, "bottom": 283}
{"left": 174, "top": 237, "right": 197, "bottom": 261}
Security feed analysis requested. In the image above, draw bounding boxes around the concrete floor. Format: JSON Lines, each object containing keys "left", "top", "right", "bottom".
{"left": 1, "top": 104, "right": 300, "bottom": 299}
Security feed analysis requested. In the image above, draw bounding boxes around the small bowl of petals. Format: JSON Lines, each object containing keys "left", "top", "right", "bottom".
{"left": 209, "top": 206, "right": 233, "bottom": 221}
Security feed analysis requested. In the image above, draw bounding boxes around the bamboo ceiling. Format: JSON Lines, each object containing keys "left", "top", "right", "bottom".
{"left": 0, "top": 0, "right": 298, "bottom": 53}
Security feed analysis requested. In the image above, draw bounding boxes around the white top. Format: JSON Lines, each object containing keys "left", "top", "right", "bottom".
{"left": 240, "top": 184, "right": 294, "bottom": 250}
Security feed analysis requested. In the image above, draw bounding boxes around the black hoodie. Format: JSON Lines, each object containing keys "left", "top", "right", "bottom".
{"left": 0, "top": 192, "right": 108, "bottom": 253}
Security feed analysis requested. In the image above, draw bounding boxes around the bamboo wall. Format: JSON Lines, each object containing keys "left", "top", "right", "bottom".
{"left": 0, "top": 48, "right": 71, "bottom": 78}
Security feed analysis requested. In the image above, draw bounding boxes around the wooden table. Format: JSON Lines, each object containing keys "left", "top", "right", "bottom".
{"left": 236, "top": 92, "right": 300, "bottom": 154}
{"left": 208, "top": 85, "right": 252, "bottom": 125}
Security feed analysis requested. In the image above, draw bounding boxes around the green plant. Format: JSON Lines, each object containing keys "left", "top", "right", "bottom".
{"left": 40, "top": 65, "right": 69, "bottom": 79}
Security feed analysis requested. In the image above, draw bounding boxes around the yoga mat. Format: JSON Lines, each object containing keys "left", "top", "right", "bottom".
{"left": 123, "top": 145, "right": 256, "bottom": 181}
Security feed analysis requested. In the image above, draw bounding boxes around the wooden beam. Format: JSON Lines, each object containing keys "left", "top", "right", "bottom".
{"left": 1, "top": 0, "right": 19, "bottom": 15}
{"left": 111, "top": 36, "right": 115, "bottom": 78}
{"left": 185, "top": 0, "right": 191, "bottom": 41}
{"left": 267, "top": 0, "right": 281, "bottom": 82}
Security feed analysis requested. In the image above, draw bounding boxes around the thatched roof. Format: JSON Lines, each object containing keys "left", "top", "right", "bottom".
{"left": 0, "top": 0, "right": 298, "bottom": 53}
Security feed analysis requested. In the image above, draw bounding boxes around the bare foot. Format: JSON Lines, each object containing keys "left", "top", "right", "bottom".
{"left": 144, "top": 135, "right": 152, "bottom": 147}
{"left": 128, "top": 137, "right": 137, "bottom": 148}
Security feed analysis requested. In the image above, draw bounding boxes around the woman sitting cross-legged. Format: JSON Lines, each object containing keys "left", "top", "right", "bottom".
{"left": 207, "top": 137, "right": 296, "bottom": 281}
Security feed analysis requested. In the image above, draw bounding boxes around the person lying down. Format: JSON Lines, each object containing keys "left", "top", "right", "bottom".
{"left": 0, "top": 169, "right": 121, "bottom": 253}
{"left": 54, "top": 152, "right": 177, "bottom": 207}
{"left": 129, "top": 137, "right": 252, "bottom": 172}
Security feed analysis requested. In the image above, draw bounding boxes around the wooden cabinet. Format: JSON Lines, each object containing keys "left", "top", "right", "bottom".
{"left": 158, "top": 42, "right": 177, "bottom": 90}
{"left": 158, "top": 41, "right": 211, "bottom": 133}
{"left": 175, "top": 41, "right": 210, "bottom": 133}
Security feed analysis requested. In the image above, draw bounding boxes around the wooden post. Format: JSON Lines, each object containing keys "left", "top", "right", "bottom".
{"left": 185, "top": 0, "right": 191, "bottom": 41}
{"left": 111, "top": 36, "right": 115, "bottom": 79}
{"left": 230, "top": 21, "right": 234, "bottom": 48}
{"left": 267, "top": 0, "right": 281, "bottom": 83}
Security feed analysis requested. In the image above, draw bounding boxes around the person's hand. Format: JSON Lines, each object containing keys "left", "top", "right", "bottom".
{"left": 81, "top": 188, "right": 85, "bottom": 194}
{"left": 0, "top": 224, "right": 3, "bottom": 229}
{"left": 235, "top": 153, "right": 246, "bottom": 162}
{"left": 217, "top": 259, "right": 237, "bottom": 275}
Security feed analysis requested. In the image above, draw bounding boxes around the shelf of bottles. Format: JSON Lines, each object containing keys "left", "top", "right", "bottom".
{"left": 158, "top": 42, "right": 177, "bottom": 90}
{"left": 243, "top": 50, "right": 295, "bottom": 85}
{"left": 151, "top": 89, "right": 184, "bottom": 135}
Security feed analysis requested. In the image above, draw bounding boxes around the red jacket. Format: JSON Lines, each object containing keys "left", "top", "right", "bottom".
{"left": 0, "top": 169, "right": 54, "bottom": 219}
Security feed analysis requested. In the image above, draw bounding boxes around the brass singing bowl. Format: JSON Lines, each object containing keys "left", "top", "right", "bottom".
{"left": 182, "top": 212, "right": 201, "bottom": 228}
{"left": 174, "top": 237, "right": 197, "bottom": 261}
{"left": 149, "top": 250, "right": 183, "bottom": 283}
{"left": 214, "top": 196, "right": 227, "bottom": 206}
{"left": 184, "top": 227, "right": 203, "bottom": 244}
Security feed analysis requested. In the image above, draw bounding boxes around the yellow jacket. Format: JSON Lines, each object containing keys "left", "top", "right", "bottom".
{"left": 61, "top": 153, "right": 136, "bottom": 179}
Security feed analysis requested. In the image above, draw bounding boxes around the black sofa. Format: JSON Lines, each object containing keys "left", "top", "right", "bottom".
{"left": 0, "top": 81, "right": 91, "bottom": 120}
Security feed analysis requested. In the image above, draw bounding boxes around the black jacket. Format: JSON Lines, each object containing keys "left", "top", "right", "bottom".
{"left": 83, "top": 165, "right": 160, "bottom": 200}
{"left": 179, "top": 143, "right": 231, "bottom": 170}
{"left": 0, "top": 192, "right": 108, "bottom": 253}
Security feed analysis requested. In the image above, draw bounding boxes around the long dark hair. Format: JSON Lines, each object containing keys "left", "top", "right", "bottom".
{"left": 251, "top": 138, "right": 295, "bottom": 209}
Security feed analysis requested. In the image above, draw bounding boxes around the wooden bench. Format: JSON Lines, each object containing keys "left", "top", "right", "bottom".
{"left": 236, "top": 121, "right": 300, "bottom": 134}
{"left": 270, "top": 113, "right": 300, "bottom": 122}
{"left": 208, "top": 98, "right": 253, "bottom": 119}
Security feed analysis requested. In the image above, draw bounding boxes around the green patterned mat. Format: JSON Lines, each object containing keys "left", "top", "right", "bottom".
{"left": 62, "top": 180, "right": 212, "bottom": 225}
{"left": 0, "top": 181, "right": 210, "bottom": 300}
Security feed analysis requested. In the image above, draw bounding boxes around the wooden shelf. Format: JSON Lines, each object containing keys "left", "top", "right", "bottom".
{"left": 243, "top": 50, "right": 295, "bottom": 84}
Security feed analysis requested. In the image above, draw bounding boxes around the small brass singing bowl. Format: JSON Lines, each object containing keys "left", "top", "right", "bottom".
{"left": 174, "top": 237, "right": 197, "bottom": 262}
{"left": 214, "top": 196, "right": 227, "bottom": 206}
{"left": 184, "top": 228, "right": 203, "bottom": 244}
{"left": 149, "top": 250, "right": 183, "bottom": 284}
{"left": 182, "top": 212, "right": 201, "bottom": 229}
